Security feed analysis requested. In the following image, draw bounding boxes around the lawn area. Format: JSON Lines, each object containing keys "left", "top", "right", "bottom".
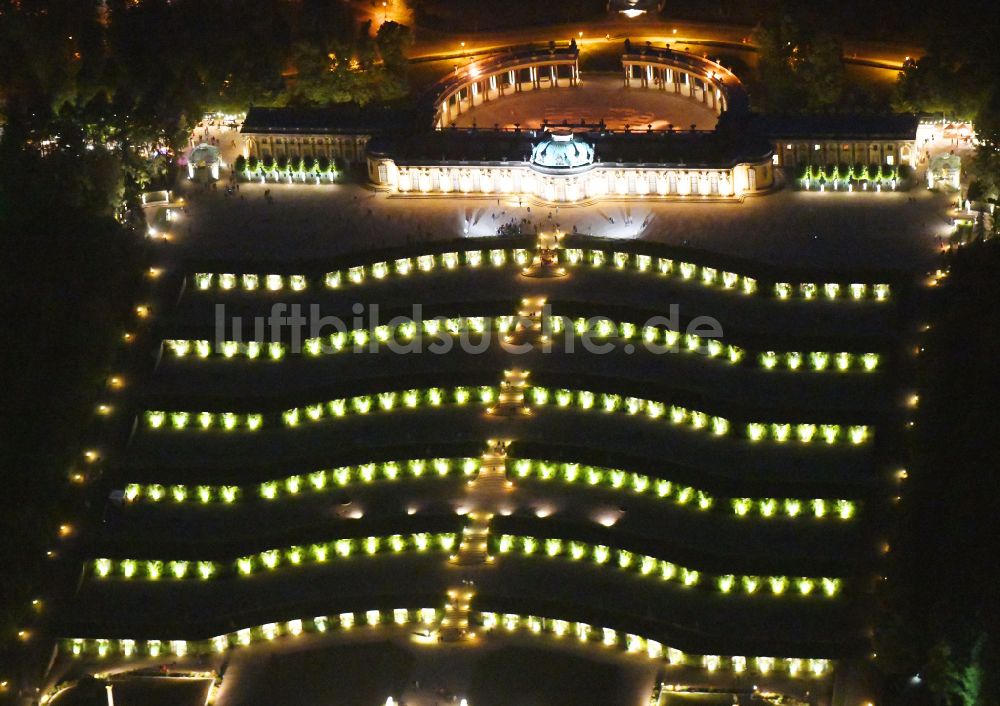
{"left": 468, "top": 645, "right": 628, "bottom": 706}
{"left": 217, "top": 641, "right": 414, "bottom": 705}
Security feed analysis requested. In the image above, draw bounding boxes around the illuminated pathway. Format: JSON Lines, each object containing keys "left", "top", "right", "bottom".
{"left": 440, "top": 418, "right": 519, "bottom": 639}
{"left": 440, "top": 238, "right": 558, "bottom": 641}
{"left": 407, "top": 17, "right": 920, "bottom": 73}
{"left": 488, "top": 369, "right": 532, "bottom": 417}
{"left": 440, "top": 436, "right": 511, "bottom": 641}
{"left": 439, "top": 233, "right": 562, "bottom": 641}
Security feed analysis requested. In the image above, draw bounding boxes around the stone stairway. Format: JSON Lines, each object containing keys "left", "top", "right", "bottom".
{"left": 471, "top": 439, "right": 514, "bottom": 495}
{"left": 453, "top": 511, "right": 493, "bottom": 566}
{"left": 438, "top": 359, "right": 532, "bottom": 640}
{"left": 521, "top": 230, "right": 568, "bottom": 278}
{"left": 505, "top": 297, "right": 549, "bottom": 348}
{"left": 440, "top": 584, "right": 476, "bottom": 641}
{"left": 487, "top": 368, "right": 532, "bottom": 417}
{"left": 438, "top": 440, "right": 515, "bottom": 640}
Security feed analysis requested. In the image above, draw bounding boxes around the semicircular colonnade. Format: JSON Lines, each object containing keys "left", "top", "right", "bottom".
{"left": 620, "top": 45, "right": 748, "bottom": 117}
{"left": 431, "top": 45, "right": 583, "bottom": 129}
{"left": 430, "top": 43, "right": 747, "bottom": 132}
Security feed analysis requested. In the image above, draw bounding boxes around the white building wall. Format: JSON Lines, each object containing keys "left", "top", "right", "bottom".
{"left": 373, "top": 160, "right": 772, "bottom": 202}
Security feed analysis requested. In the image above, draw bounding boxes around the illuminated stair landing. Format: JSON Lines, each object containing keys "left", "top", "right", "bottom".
{"left": 440, "top": 585, "right": 477, "bottom": 642}
{"left": 441, "top": 440, "right": 514, "bottom": 640}
{"left": 487, "top": 369, "right": 532, "bottom": 417}
{"left": 522, "top": 231, "right": 568, "bottom": 278}
{"left": 505, "top": 297, "right": 550, "bottom": 349}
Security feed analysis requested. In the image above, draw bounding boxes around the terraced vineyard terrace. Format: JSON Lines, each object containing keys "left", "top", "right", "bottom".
{"left": 54, "top": 232, "right": 918, "bottom": 706}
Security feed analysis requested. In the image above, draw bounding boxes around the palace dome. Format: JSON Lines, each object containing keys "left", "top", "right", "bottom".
{"left": 530, "top": 132, "right": 594, "bottom": 169}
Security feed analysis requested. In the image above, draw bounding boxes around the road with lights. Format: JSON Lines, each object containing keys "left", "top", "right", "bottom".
{"left": 406, "top": 17, "right": 919, "bottom": 73}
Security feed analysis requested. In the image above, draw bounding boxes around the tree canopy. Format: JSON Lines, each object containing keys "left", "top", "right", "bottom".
{"left": 749, "top": 14, "right": 847, "bottom": 114}
{"left": 0, "top": 0, "right": 415, "bottom": 145}
{"left": 877, "top": 240, "right": 1000, "bottom": 706}
{"left": 0, "top": 0, "right": 415, "bottom": 686}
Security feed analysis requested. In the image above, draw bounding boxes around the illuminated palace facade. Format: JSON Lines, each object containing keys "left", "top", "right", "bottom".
{"left": 241, "top": 43, "right": 918, "bottom": 203}
{"left": 366, "top": 128, "right": 775, "bottom": 202}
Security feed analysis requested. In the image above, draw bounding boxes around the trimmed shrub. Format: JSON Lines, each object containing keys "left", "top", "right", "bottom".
{"left": 798, "top": 162, "right": 904, "bottom": 190}
{"left": 234, "top": 155, "right": 246, "bottom": 173}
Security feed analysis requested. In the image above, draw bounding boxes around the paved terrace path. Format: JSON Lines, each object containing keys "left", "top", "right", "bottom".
{"left": 171, "top": 177, "right": 949, "bottom": 273}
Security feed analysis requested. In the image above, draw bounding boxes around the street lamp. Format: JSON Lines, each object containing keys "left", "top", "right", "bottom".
{"left": 382, "top": 1, "right": 387, "bottom": 21}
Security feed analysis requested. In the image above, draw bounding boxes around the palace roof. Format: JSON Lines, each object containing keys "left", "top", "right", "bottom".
{"left": 752, "top": 113, "right": 920, "bottom": 141}
{"left": 367, "top": 127, "right": 773, "bottom": 169}
{"left": 242, "top": 104, "right": 412, "bottom": 136}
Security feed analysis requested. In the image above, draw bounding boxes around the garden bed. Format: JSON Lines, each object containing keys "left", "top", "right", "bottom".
{"left": 794, "top": 163, "right": 914, "bottom": 192}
